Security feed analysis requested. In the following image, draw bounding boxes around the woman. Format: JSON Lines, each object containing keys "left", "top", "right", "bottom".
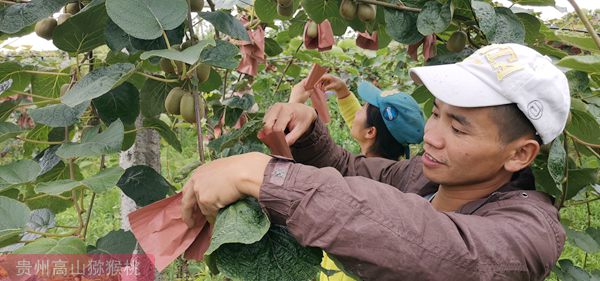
{"left": 290, "top": 75, "right": 425, "bottom": 280}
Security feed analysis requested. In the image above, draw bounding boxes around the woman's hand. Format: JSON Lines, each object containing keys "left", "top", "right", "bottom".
{"left": 318, "top": 75, "right": 351, "bottom": 99}
{"left": 288, "top": 79, "right": 314, "bottom": 104}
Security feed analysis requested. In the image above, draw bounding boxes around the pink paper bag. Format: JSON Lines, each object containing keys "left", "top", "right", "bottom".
{"left": 304, "top": 20, "right": 334, "bottom": 52}
{"left": 356, "top": 31, "right": 378, "bottom": 50}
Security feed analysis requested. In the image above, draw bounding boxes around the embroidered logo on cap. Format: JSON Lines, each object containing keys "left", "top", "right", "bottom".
{"left": 383, "top": 106, "right": 398, "bottom": 121}
{"left": 527, "top": 100, "right": 543, "bottom": 120}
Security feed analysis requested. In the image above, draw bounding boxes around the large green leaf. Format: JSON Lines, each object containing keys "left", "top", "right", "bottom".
{"left": 30, "top": 71, "right": 70, "bottom": 101}
{"left": 0, "top": 98, "right": 20, "bottom": 122}
{"left": 516, "top": 13, "right": 543, "bottom": 45}
{"left": 89, "top": 229, "right": 137, "bottom": 254}
{"left": 416, "top": 1, "right": 451, "bottom": 36}
{"left": 489, "top": 8, "right": 524, "bottom": 44}
{"left": 92, "top": 82, "right": 140, "bottom": 125}
{"left": 212, "top": 225, "right": 323, "bottom": 281}
{"left": 553, "top": 259, "right": 592, "bottom": 281}
{"left": 199, "top": 40, "right": 241, "bottom": 70}
{"left": 105, "top": 0, "right": 188, "bottom": 40}
{"left": 547, "top": 137, "right": 565, "bottom": 189}
{"left": 29, "top": 101, "right": 90, "bottom": 128}
{"left": 255, "top": 0, "right": 278, "bottom": 23}
{"left": 143, "top": 117, "right": 182, "bottom": 152}
{"left": 105, "top": 18, "right": 185, "bottom": 53}
{"left": 0, "top": 229, "right": 23, "bottom": 249}
{"left": 116, "top": 165, "right": 173, "bottom": 206}
{"left": 61, "top": 63, "right": 136, "bottom": 107}
{"left": 22, "top": 208, "right": 56, "bottom": 242}
{"left": 555, "top": 31, "right": 600, "bottom": 54}
{"left": 566, "top": 108, "right": 600, "bottom": 146}
{"left": 140, "top": 38, "right": 216, "bottom": 65}
{"left": 565, "top": 168, "right": 597, "bottom": 201}
{"left": 264, "top": 38, "right": 283, "bottom": 57}
{"left": 56, "top": 120, "right": 124, "bottom": 158}
{"left": 0, "top": 122, "right": 22, "bottom": 143}
{"left": 0, "top": 0, "right": 68, "bottom": 34}
{"left": 199, "top": 11, "right": 250, "bottom": 41}
{"left": 206, "top": 198, "right": 270, "bottom": 255}
{"left": 471, "top": 0, "right": 496, "bottom": 40}
{"left": 0, "top": 160, "right": 41, "bottom": 185}
{"left": 302, "top": 0, "right": 338, "bottom": 24}
{"left": 52, "top": 0, "right": 109, "bottom": 53}
{"left": 140, "top": 78, "right": 172, "bottom": 118}
{"left": 558, "top": 55, "right": 600, "bottom": 74}
{"left": 384, "top": 8, "right": 424, "bottom": 45}
{"left": 35, "top": 179, "right": 82, "bottom": 196}
{"left": 0, "top": 196, "right": 30, "bottom": 231}
{"left": 81, "top": 166, "right": 124, "bottom": 193}
{"left": 510, "top": 0, "right": 554, "bottom": 6}
{"left": 0, "top": 62, "right": 31, "bottom": 96}
{"left": 14, "top": 237, "right": 86, "bottom": 254}
{"left": 208, "top": 119, "right": 262, "bottom": 151}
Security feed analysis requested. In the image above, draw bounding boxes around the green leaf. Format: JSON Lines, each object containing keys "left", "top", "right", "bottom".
{"left": 416, "top": 1, "right": 451, "bottom": 36}
{"left": 566, "top": 108, "right": 600, "bottom": 146}
{"left": 255, "top": 0, "right": 278, "bottom": 23}
{"left": 566, "top": 70, "right": 590, "bottom": 96}
{"left": 0, "top": 160, "right": 41, "bottom": 185}
{"left": 471, "top": 0, "right": 498, "bottom": 40}
{"left": 29, "top": 101, "right": 90, "bottom": 128}
{"left": 140, "top": 79, "right": 172, "bottom": 118}
{"left": 22, "top": 208, "right": 55, "bottom": 241}
{"left": 206, "top": 198, "right": 270, "bottom": 255}
{"left": 198, "top": 68, "right": 222, "bottom": 92}
{"left": 81, "top": 166, "right": 125, "bottom": 193}
{"left": 565, "top": 168, "right": 597, "bottom": 201}
{"left": 90, "top": 230, "right": 137, "bottom": 254}
{"left": 222, "top": 94, "right": 255, "bottom": 111}
{"left": 0, "top": 62, "right": 31, "bottom": 96}
{"left": 61, "top": 63, "right": 136, "bottom": 107}
{"left": 489, "top": 7, "right": 524, "bottom": 44}
{"left": 510, "top": 0, "right": 554, "bottom": 6}
{"left": 199, "top": 11, "right": 250, "bottom": 41}
{"left": 547, "top": 137, "right": 565, "bottom": 188}
{"left": 52, "top": 0, "right": 109, "bottom": 53}
{"left": 0, "top": 98, "right": 20, "bottom": 122}
{"left": 0, "top": 196, "right": 30, "bottom": 231}
{"left": 0, "top": 229, "right": 23, "bottom": 249}
{"left": 143, "top": 117, "right": 182, "bottom": 152}
{"left": 140, "top": 38, "right": 216, "bottom": 65}
{"left": 384, "top": 8, "right": 424, "bottom": 45}
{"left": 92, "top": 82, "right": 140, "bottom": 125}
{"left": 105, "top": 18, "right": 185, "bottom": 53}
{"left": 14, "top": 237, "right": 86, "bottom": 254}
{"left": 200, "top": 40, "right": 241, "bottom": 70}
{"left": 116, "top": 165, "right": 173, "bottom": 206}
{"left": 105, "top": 0, "right": 188, "bottom": 40}
{"left": 208, "top": 119, "right": 262, "bottom": 151}
{"left": 554, "top": 259, "right": 591, "bottom": 281}
{"left": 0, "top": 122, "right": 22, "bottom": 143}
{"left": 0, "top": 0, "right": 69, "bottom": 34}
{"left": 302, "top": 0, "right": 338, "bottom": 24}
{"left": 56, "top": 120, "right": 124, "bottom": 158}
{"left": 264, "top": 38, "right": 283, "bottom": 57}
{"left": 212, "top": 225, "right": 323, "bottom": 281}
{"left": 558, "top": 55, "right": 600, "bottom": 74}
{"left": 411, "top": 85, "right": 433, "bottom": 104}
{"left": 555, "top": 31, "right": 600, "bottom": 54}
{"left": 30, "top": 71, "right": 70, "bottom": 101}
{"left": 35, "top": 179, "right": 81, "bottom": 196}
{"left": 516, "top": 12, "right": 543, "bottom": 45}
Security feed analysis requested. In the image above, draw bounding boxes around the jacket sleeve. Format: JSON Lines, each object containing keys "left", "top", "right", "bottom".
{"left": 259, "top": 159, "right": 563, "bottom": 281}
{"left": 291, "top": 119, "right": 429, "bottom": 193}
{"left": 336, "top": 92, "right": 362, "bottom": 129}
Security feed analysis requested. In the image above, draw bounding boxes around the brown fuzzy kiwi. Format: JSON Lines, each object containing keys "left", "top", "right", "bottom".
{"left": 188, "top": 0, "right": 205, "bottom": 12}
{"left": 306, "top": 21, "right": 318, "bottom": 39}
{"left": 339, "top": 0, "right": 357, "bottom": 21}
{"left": 180, "top": 92, "right": 201, "bottom": 123}
{"left": 196, "top": 63, "right": 211, "bottom": 83}
{"left": 57, "top": 13, "right": 72, "bottom": 25}
{"left": 65, "top": 2, "right": 81, "bottom": 14}
{"left": 35, "top": 18, "right": 58, "bottom": 40}
{"left": 446, "top": 31, "right": 467, "bottom": 53}
{"left": 165, "top": 87, "right": 186, "bottom": 115}
{"left": 357, "top": 4, "right": 376, "bottom": 22}
{"left": 277, "top": 3, "right": 294, "bottom": 17}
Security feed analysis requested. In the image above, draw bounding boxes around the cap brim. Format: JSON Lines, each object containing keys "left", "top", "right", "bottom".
{"left": 409, "top": 64, "right": 511, "bottom": 107}
{"left": 357, "top": 81, "right": 381, "bottom": 106}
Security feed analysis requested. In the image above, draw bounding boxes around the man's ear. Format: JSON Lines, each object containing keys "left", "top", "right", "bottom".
{"left": 504, "top": 139, "right": 540, "bottom": 172}
{"left": 365, "top": 127, "right": 377, "bottom": 140}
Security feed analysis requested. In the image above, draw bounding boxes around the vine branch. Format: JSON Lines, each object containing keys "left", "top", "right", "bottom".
{"left": 566, "top": 0, "right": 600, "bottom": 50}
{"left": 274, "top": 42, "right": 303, "bottom": 94}
{"left": 355, "top": 0, "right": 421, "bottom": 13}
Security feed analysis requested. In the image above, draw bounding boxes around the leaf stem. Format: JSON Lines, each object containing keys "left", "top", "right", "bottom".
{"left": 23, "top": 70, "right": 71, "bottom": 76}
{"left": 355, "top": 0, "right": 421, "bottom": 12}
{"left": 565, "top": 131, "right": 600, "bottom": 149}
{"left": 12, "top": 90, "right": 59, "bottom": 101}
{"left": 16, "top": 137, "right": 64, "bottom": 145}
{"left": 566, "top": 0, "right": 600, "bottom": 50}
{"left": 135, "top": 72, "right": 179, "bottom": 83}
{"left": 26, "top": 229, "right": 77, "bottom": 238}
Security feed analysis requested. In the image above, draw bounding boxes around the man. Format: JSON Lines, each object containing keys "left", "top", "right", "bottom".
{"left": 181, "top": 43, "right": 569, "bottom": 280}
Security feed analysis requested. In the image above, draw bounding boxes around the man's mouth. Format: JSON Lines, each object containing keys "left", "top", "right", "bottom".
{"left": 424, "top": 152, "right": 444, "bottom": 165}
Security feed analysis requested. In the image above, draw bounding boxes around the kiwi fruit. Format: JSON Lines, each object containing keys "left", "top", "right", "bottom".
{"left": 57, "top": 13, "right": 72, "bottom": 25}
{"left": 306, "top": 21, "right": 318, "bottom": 39}
{"left": 34, "top": 18, "right": 58, "bottom": 40}
{"left": 180, "top": 92, "right": 202, "bottom": 123}
{"left": 196, "top": 63, "right": 211, "bottom": 83}
{"left": 188, "top": 0, "right": 205, "bottom": 12}
{"left": 339, "top": 0, "right": 357, "bottom": 21}
{"left": 165, "top": 87, "right": 186, "bottom": 115}
{"left": 446, "top": 31, "right": 467, "bottom": 53}
{"left": 357, "top": 4, "right": 376, "bottom": 22}
{"left": 277, "top": 3, "right": 294, "bottom": 17}
{"left": 65, "top": 2, "right": 81, "bottom": 14}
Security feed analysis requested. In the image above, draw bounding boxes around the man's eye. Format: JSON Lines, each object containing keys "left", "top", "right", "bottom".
{"left": 452, "top": 127, "right": 465, "bottom": 135}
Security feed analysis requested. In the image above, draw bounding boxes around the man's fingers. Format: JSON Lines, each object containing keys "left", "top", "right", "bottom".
{"left": 181, "top": 180, "right": 197, "bottom": 228}
{"left": 272, "top": 111, "right": 293, "bottom": 133}
{"left": 198, "top": 204, "right": 217, "bottom": 225}
{"left": 285, "top": 121, "right": 307, "bottom": 145}
{"left": 263, "top": 103, "right": 282, "bottom": 132}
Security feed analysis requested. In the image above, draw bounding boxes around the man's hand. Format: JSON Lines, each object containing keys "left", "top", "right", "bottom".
{"left": 318, "top": 75, "right": 351, "bottom": 99}
{"left": 263, "top": 102, "right": 318, "bottom": 145}
{"left": 288, "top": 79, "right": 315, "bottom": 104}
{"left": 181, "top": 152, "right": 272, "bottom": 226}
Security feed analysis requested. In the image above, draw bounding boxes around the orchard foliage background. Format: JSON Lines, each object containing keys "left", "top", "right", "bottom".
{"left": 0, "top": 0, "right": 599, "bottom": 279}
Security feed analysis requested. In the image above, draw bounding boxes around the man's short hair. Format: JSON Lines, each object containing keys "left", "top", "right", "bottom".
{"left": 489, "top": 103, "right": 542, "bottom": 145}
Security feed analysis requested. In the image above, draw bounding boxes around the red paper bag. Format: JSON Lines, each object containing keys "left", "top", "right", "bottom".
{"left": 304, "top": 20, "right": 334, "bottom": 52}
{"left": 258, "top": 129, "right": 293, "bottom": 159}
{"left": 356, "top": 31, "right": 378, "bottom": 50}
{"left": 128, "top": 193, "right": 209, "bottom": 272}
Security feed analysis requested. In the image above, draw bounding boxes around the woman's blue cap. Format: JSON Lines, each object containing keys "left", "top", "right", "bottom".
{"left": 357, "top": 81, "right": 425, "bottom": 148}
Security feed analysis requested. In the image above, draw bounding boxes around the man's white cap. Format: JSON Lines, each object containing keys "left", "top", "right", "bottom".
{"left": 410, "top": 43, "right": 570, "bottom": 144}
